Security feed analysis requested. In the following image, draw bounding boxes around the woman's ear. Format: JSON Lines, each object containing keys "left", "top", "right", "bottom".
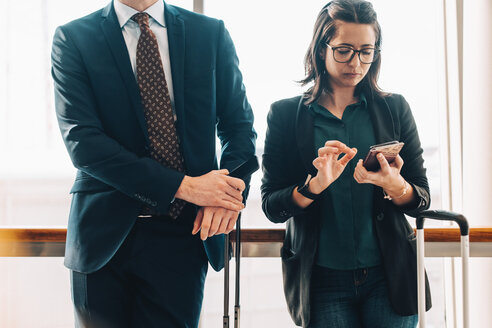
{"left": 319, "top": 48, "right": 326, "bottom": 60}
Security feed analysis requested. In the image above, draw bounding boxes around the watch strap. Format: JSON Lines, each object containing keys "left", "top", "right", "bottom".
{"left": 297, "top": 174, "right": 321, "bottom": 200}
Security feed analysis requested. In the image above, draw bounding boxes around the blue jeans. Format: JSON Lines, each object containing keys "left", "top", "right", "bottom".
{"left": 308, "top": 265, "right": 418, "bottom": 328}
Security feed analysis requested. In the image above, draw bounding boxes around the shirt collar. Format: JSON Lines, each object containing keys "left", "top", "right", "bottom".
{"left": 310, "top": 92, "right": 368, "bottom": 118}
{"left": 114, "top": 0, "right": 166, "bottom": 28}
{"left": 358, "top": 92, "right": 368, "bottom": 108}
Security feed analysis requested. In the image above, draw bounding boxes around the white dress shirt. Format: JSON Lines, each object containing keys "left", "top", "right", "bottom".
{"left": 114, "top": 0, "right": 175, "bottom": 105}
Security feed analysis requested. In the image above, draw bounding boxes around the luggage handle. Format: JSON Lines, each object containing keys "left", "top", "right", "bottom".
{"left": 415, "top": 210, "right": 469, "bottom": 328}
{"left": 224, "top": 213, "right": 242, "bottom": 328}
{"left": 416, "top": 210, "right": 469, "bottom": 235}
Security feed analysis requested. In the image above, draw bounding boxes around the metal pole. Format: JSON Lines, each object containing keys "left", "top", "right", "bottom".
{"left": 461, "top": 235, "right": 469, "bottom": 328}
{"left": 417, "top": 228, "right": 426, "bottom": 328}
{"left": 234, "top": 214, "right": 241, "bottom": 328}
{"left": 223, "top": 234, "right": 230, "bottom": 328}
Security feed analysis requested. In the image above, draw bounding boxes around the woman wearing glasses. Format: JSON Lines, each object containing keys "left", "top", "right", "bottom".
{"left": 261, "top": 1, "right": 431, "bottom": 327}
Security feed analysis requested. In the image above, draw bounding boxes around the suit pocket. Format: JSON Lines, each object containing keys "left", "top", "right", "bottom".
{"left": 70, "top": 176, "right": 113, "bottom": 194}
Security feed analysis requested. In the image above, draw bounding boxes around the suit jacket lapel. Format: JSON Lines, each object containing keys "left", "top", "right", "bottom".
{"left": 368, "top": 94, "right": 396, "bottom": 144}
{"left": 164, "top": 3, "right": 189, "bottom": 169}
{"left": 100, "top": 3, "right": 149, "bottom": 140}
{"left": 295, "top": 97, "right": 318, "bottom": 176}
{"left": 367, "top": 93, "right": 397, "bottom": 213}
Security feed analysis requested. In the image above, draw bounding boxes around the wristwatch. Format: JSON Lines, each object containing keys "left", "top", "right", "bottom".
{"left": 297, "top": 174, "right": 322, "bottom": 200}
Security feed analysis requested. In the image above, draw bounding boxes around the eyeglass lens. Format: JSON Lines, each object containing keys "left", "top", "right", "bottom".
{"left": 334, "top": 47, "right": 376, "bottom": 64}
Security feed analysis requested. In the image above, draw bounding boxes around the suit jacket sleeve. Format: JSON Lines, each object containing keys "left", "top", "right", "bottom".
{"left": 396, "top": 95, "right": 431, "bottom": 216}
{"left": 261, "top": 101, "right": 306, "bottom": 223}
{"left": 51, "top": 26, "right": 184, "bottom": 214}
{"left": 215, "top": 21, "right": 256, "bottom": 196}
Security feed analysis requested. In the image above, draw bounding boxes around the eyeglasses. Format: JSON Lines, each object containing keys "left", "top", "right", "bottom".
{"left": 326, "top": 44, "right": 380, "bottom": 64}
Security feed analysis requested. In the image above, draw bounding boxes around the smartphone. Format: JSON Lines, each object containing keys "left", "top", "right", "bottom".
{"left": 228, "top": 156, "right": 260, "bottom": 180}
{"left": 362, "top": 141, "right": 404, "bottom": 171}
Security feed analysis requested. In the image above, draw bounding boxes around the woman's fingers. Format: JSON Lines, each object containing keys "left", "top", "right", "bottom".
{"left": 319, "top": 140, "right": 353, "bottom": 157}
{"left": 338, "top": 148, "right": 357, "bottom": 166}
{"left": 393, "top": 155, "right": 404, "bottom": 170}
{"left": 354, "top": 159, "right": 377, "bottom": 184}
{"left": 318, "top": 146, "right": 341, "bottom": 157}
{"left": 376, "top": 153, "right": 391, "bottom": 173}
{"left": 324, "top": 140, "right": 350, "bottom": 150}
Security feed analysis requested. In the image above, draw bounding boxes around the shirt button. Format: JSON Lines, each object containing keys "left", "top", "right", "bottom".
{"left": 376, "top": 213, "right": 384, "bottom": 221}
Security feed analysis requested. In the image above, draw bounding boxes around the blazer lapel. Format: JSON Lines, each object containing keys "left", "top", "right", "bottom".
{"left": 164, "top": 3, "right": 189, "bottom": 169}
{"left": 295, "top": 97, "right": 318, "bottom": 176}
{"left": 367, "top": 94, "right": 396, "bottom": 144}
{"left": 367, "top": 93, "right": 397, "bottom": 213}
{"left": 100, "top": 3, "right": 149, "bottom": 141}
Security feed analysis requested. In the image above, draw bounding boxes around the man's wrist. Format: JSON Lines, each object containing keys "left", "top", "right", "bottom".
{"left": 175, "top": 175, "right": 191, "bottom": 200}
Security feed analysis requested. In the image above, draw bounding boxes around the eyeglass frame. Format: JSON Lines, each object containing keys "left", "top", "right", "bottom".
{"left": 325, "top": 43, "right": 381, "bottom": 64}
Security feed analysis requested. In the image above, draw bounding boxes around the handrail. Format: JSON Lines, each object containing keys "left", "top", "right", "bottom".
{"left": 1, "top": 227, "right": 492, "bottom": 257}
{"left": 1, "top": 227, "right": 492, "bottom": 243}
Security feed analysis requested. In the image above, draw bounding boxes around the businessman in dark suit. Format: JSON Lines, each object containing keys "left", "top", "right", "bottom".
{"left": 51, "top": 0, "right": 256, "bottom": 326}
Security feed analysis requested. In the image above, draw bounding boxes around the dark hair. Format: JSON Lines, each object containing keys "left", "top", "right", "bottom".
{"left": 300, "top": 0, "right": 385, "bottom": 104}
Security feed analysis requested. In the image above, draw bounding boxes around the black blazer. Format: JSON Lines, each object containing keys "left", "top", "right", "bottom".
{"left": 51, "top": 1, "right": 256, "bottom": 274}
{"left": 261, "top": 93, "right": 431, "bottom": 327}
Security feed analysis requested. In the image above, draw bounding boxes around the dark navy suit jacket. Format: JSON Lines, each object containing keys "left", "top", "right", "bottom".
{"left": 51, "top": 1, "right": 256, "bottom": 274}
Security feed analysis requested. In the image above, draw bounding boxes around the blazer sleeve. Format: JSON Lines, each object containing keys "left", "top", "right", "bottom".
{"left": 261, "top": 102, "right": 307, "bottom": 223}
{"left": 51, "top": 26, "right": 184, "bottom": 214}
{"left": 214, "top": 21, "right": 257, "bottom": 196}
{"left": 396, "top": 95, "right": 431, "bottom": 216}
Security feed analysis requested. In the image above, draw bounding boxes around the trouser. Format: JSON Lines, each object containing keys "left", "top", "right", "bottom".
{"left": 308, "top": 264, "right": 418, "bottom": 328}
{"left": 71, "top": 213, "right": 208, "bottom": 328}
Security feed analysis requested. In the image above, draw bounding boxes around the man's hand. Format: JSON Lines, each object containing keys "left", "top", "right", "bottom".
{"left": 175, "top": 169, "right": 246, "bottom": 211}
{"left": 192, "top": 206, "right": 240, "bottom": 240}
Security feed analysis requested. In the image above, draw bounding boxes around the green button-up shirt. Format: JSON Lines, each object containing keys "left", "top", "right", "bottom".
{"left": 310, "top": 94, "right": 382, "bottom": 269}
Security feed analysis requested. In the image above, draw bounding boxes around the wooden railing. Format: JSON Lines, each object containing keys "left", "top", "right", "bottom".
{"left": 1, "top": 227, "right": 492, "bottom": 257}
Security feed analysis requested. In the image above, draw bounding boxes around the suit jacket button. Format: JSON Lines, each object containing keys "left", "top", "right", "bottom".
{"left": 151, "top": 201, "right": 157, "bottom": 207}
{"left": 376, "top": 213, "right": 384, "bottom": 221}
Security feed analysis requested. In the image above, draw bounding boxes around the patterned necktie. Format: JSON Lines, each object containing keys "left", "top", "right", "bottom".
{"left": 133, "top": 13, "right": 186, "bottom": 219}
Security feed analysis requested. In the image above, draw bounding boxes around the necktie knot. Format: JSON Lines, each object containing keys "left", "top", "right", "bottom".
{"left": 131, "top": 12, "right": 150, "bottom": 30}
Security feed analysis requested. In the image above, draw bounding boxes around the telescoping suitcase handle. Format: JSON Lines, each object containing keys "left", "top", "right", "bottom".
{"left": 223, "top": 156, "right": 259, "bottom": 328}
{"left": 416, "top": 210, "right": 469, "bottom": 328}
{"left": 223, "top": 214, "right": 242, "bottom": 328}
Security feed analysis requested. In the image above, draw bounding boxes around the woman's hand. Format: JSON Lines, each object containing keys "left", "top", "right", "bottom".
{"left": 353, "top": 153, "right": 404, "bottom": 191}
{"left": 308, "top": 141, "right": 357, "bottom": 194}
{"left": 353, "top": 153, "right": 415, "bottom": 205}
